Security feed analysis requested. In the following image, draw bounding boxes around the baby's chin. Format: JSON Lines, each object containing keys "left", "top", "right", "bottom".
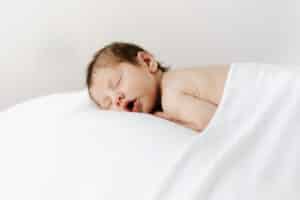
{"left": 138, "top": 99, "right": 152, "bottom": 113}
{"left": 143, "top": 100, "right": 161, "bottom": 114}
{"left": 140, "top": 101, "right": 149, "bottom": 113}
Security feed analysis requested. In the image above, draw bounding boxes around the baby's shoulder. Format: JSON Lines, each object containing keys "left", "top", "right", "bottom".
{"left": 160, "top": 67, "right": 203, "bottom": 94}
{"left": 161, "top": 68, "right": 188, "bottom": 90}
{"left": 160, "top": 69, "right": 187, "bottom": 111}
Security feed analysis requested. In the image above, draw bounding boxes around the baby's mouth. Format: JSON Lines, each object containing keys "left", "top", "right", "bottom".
{"left": 126, "top": 99, "right": 135, "bottom": 111}
{"left": 125, "top": 99, "right": 139, "bottom": 112}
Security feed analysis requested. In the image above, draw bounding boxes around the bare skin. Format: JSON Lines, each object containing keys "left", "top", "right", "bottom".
{"left": 156, "top": 65, "right": 230, "bottom": 131}
{"left": 89, "top": 51, "right": 230, "bottom": 133}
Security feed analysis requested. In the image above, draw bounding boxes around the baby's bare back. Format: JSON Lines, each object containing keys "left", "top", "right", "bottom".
{"left": 157, "top": 64, "right": 230, "bottom": 131}
{"left": 162, "top": 64, "right": 230, "bottom": 106}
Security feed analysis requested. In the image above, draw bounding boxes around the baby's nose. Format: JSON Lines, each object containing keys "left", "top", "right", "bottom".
{"left": 114, "top": 92, "right": 125, "bottom": 107}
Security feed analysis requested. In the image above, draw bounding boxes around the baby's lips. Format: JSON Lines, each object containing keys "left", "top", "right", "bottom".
{"left": 120, "top": 98, "right": 141, "bottom": 112}
{"left": 133, "top": 99, "right": 141, "bottom": 112}
{"left": 121, "top": 99, "right": 137, "bottom": 112}
{"left": 132, "top": 101, "right": 138, "bottom": 112}
{"left": 121, "top": 99, "right": 131, "bottom": 111}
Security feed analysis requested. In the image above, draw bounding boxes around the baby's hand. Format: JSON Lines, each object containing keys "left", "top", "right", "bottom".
{"left": 153, "top": 111, "right": 202, "bottom": 132}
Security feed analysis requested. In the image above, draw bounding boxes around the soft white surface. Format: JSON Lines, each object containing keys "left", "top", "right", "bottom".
{"left": 2, "top": 63, "right": 300, "bottom": 199}
{"left": 0, "top": 89, "right": 196, "bottom": 200}
{"left": 154, "top": 63, "right": 300, "bottom": 200}
{"left": 1, "top": 0, "right": 299, "bottom": 111}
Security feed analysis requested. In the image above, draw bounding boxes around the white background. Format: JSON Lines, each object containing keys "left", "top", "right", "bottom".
{"left": 0, "top": 0, "right": 299, "bottom": 111}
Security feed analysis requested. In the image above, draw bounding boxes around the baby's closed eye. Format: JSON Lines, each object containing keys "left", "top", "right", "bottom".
{"left": 109, "top": 73, "right": 122, "bottom": 89}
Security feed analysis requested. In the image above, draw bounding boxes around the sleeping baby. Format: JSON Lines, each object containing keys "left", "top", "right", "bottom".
{"left": 86, "top": 41, "right": 230, "bottom": 132}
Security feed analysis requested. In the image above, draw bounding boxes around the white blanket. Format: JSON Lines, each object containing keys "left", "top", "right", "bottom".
{"left": 154, "top": 62, "right": 300, "bottom": 200}
{"left": 1, "top": 62, "right": 300, "bottom": 200}
{"left": 0, "top": 88, "right": 196, "bottom": 200}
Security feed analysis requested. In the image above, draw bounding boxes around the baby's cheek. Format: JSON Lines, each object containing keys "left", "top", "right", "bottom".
{"left": 143, "top": 101, "right": 152, "bottom": 113}
{"left": 140, "top": 97, "right": 151, "bottom": 113}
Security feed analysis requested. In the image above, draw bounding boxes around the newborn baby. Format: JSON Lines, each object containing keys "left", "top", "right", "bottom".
{"left": 86, "top": 42, "right": 230, "bottom": 132}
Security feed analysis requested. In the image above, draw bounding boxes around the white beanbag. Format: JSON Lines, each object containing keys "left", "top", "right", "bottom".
{"left": 0, "top": 89, "right": 196, "bottom": 200}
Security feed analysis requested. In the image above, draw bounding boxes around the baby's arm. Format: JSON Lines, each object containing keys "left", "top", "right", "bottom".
{"left": 154, "top": 111, "right": 204, "bottom": 131}
{"left": 156, "top": 90, "right": 217, "bottom": 132}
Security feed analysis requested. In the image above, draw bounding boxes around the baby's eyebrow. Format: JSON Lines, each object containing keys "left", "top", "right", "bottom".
{"left": 107, "top": 73, "right": 121, "bottom": 89}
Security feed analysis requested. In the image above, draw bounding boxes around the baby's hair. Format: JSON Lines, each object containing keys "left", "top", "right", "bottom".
{"left": 86, "top": 41, "right": 169, "bottom": 89}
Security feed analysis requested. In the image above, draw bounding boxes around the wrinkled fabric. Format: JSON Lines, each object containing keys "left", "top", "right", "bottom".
{"left": 153, "top": 62, "right": 300, "bottom": 200}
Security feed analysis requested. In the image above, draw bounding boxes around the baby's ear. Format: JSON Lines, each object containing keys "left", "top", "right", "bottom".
{"left": 137, "top": 51, "right": 158, "bottom": 73}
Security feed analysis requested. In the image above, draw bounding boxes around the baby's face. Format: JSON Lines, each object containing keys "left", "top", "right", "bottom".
{"left": 89, "top": 62, "right": 159, "bottom": 113}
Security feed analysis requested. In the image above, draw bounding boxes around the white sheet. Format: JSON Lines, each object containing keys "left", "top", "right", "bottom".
{"left": 1, "top": 62, "right": 300, "bottom": 200}
{"left": 0, "top": 89, "right": 196, "bottom": 200}
{"left": 153, "top": 62, "right": 300, "bottom": 200}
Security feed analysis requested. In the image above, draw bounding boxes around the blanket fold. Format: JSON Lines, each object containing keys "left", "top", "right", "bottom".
{"left": 153, "top": 62, "right": 300, "bottom": 200}
{"left": 1, "top": 62, "right": 300, "bottom": 200}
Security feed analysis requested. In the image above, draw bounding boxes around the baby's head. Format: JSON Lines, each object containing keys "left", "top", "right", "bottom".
{"left": 86, "top": 42, "right": 168, "bottom": 113}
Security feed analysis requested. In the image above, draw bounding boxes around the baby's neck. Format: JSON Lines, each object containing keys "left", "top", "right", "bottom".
{"left": 151, "top": 70, "right": 165, "bottom": 113}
